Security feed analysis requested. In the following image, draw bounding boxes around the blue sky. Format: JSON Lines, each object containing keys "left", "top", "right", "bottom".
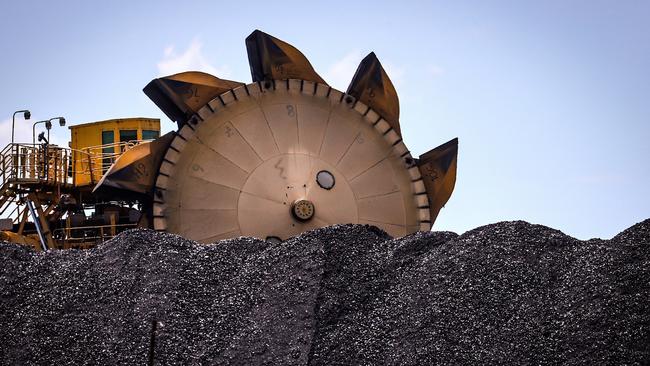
{"left": 1, "top": 0, "right": 648, "bottom": 239}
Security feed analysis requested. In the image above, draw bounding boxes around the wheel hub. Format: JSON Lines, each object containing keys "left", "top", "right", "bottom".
{"left": 292, "top": 199, "right": 315, "bottom": 221}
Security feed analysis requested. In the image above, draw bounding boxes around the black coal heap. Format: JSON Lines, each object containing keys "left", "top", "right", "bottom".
{"left": 1, "top": 220, "right": 649, "bottom": 365}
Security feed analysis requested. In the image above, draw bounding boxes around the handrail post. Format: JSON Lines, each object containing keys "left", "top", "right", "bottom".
{"left": 53, "top": 150, "right": 59, "bottom": 184}
{"left": 11, "top": 144, "right": 17, "bottom": 181}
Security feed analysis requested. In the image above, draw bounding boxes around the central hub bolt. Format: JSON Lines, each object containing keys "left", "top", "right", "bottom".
{"left": 291, "top": 199, "right": 315, "bottom": 221}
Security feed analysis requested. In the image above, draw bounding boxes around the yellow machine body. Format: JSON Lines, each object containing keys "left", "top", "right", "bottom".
{"left": 69, "top": 118, "right": 160, "bottom": 187}
{"left": 0, "top": 231, "right": 40, "bottom": 251}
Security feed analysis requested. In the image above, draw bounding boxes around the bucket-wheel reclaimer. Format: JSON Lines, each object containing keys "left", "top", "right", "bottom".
{"left": 96, "top": 30, "right": 458, "bottom": 242}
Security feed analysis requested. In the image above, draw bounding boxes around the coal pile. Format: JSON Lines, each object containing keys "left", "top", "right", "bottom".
{"left": 1, "top": 220, "right": 649, "bottom": 365}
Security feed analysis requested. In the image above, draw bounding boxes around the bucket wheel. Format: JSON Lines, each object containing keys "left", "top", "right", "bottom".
{"left": 144, "top": 30, "right": 458, "bottom": 242}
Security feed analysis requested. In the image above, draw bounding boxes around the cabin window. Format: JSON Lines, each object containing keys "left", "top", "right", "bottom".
{"left": 101, "top": 130, "right": 114, "bottom": 173}
{"left": 102, "top": 130, "right": 114, "bottom": 145}
{"left": 119, "top": 130, "right": 138, "bottom": 143}
{"left": 119, "top": 130, "right": 138, "bottom": 153}
{"left": 142, "top": 130, "right": 160, "bottom": 140}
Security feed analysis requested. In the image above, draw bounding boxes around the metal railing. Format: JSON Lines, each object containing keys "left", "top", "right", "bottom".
{"left": 71, "top": 140, "right": 143, "bottom": 185}
{"left": 0, "top": 140, "right": 144, "bottom": 189}
{"left": 0, "top": 143, "right": 73, "bottom": 186}
{"left": 52, "top": 222, "right": 138, "bottom": 246}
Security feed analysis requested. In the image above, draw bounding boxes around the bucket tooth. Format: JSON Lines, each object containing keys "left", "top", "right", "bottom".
{"left": 245, "top": 29, "right": 326, "bottom": 84}
{"left": 346, "top": 52, "right": 401, "bottom": 135}
{"left": 93, "top": 132, "right": 175, "bottom": 200}
{"left": 144, "top": 71, "right": 244, "bottom": 127}
{"left": 417, "top": 137, "right": 458, "bottom": 224}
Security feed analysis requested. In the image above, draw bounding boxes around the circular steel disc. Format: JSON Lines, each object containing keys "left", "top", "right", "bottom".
{"left": 153, "top": 80, "right": 431, "bottom": 242}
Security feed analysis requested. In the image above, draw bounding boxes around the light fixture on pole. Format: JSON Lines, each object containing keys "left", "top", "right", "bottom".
{"left": 33, "top": 117, "right": 66, "bottom": 145}
{"left": 33, "top": 120, "right": 48, "bottom": 145}
{"left": 47, "top": 117, "right": 65, "bottom": 142}
{"left": 11, "top": 109, "right": 31, "bottom": 144}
